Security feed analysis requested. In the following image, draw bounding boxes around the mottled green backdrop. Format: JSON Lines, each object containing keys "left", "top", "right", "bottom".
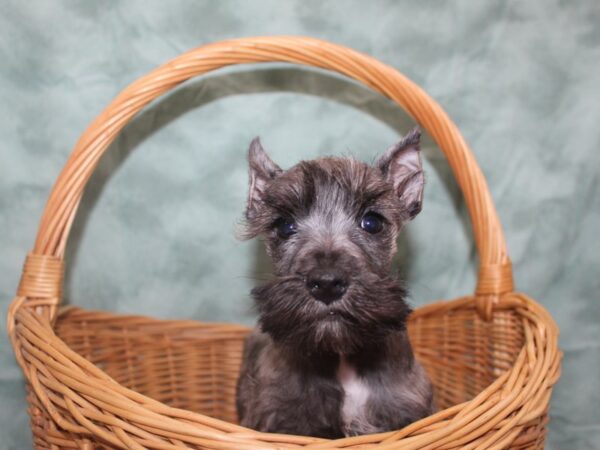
{"left": 1, "top": 1, "right": 599, "bottom": 449}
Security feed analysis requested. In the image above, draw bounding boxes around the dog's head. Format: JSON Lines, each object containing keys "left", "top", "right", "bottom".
{"left": 241, "top": 128, "right": 425, "bottom": 354}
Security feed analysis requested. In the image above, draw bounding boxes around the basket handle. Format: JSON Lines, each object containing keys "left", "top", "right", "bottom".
{"left": 16, "top": 36, "right": 513, "bottom": 322}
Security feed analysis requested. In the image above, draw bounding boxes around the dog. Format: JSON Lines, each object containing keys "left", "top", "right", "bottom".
{"left": 235, "top": 128, "right": 434, "bottom": 438}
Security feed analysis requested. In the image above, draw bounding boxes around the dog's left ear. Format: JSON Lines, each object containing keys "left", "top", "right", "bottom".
{"left": 375, "top": 127, "right": 424, "bottom": 220}
{"left": 246, "top": 137, "right": 283, "bottom": 220}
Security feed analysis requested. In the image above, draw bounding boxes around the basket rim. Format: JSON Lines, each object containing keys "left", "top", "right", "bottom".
{"left": 8, "top": 291, "right": 561, "bottom": 449}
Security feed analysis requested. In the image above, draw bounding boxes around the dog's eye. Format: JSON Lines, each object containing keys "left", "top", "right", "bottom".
{"left": 274, "top": 218, "right": 298, "bottom": 239}
{"left": 360, "top": 213, "right": 384, "bottom": 234}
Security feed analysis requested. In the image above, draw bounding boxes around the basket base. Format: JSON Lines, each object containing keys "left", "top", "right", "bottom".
{"left": 12, "top": 292, "right": 551, "bottom": 449}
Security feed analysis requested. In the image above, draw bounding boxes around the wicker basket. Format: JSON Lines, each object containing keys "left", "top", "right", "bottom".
{"left": 7, "top": 36, "right": 561, "bottom": 449}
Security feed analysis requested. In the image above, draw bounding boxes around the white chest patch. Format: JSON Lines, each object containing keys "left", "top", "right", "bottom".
{"left": 337, "top": 357, "right": 372, "bottom": 434}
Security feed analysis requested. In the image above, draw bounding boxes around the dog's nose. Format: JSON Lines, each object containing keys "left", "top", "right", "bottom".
{"left": 306, "top": 270, "right": 348, "bottom": 304}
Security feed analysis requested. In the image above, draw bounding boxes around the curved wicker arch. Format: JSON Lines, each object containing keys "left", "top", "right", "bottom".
{"left": 22, "top": 36, "right": 511, "bottom": 321}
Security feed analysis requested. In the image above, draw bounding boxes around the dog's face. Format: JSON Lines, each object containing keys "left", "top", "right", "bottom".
{"left": 241, "top": 128, "right": 425, "bottom": 354}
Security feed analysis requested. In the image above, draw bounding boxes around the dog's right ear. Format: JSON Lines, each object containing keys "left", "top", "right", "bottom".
{"left": 246, "top": 137, "right": 283, "bottom": 220}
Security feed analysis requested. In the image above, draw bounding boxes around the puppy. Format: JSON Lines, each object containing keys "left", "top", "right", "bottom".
{"left": 236, "top": 128, "right": 434, "bottom": 438}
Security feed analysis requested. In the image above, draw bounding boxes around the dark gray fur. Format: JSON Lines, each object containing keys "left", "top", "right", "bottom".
{"left": 236, "top": 128, "right": 434, "bottom": 438}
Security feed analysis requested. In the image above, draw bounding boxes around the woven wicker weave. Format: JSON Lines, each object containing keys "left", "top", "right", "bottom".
{"left": 7, "top": 36, "right": 560, "bottom": 449}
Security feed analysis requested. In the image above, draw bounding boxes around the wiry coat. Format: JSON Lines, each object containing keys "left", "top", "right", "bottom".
{"left": 237, "top": 330, "right": 433, "bottom": 437}
{"left": 236, "top": 129, "right": 434, "bottom": 438}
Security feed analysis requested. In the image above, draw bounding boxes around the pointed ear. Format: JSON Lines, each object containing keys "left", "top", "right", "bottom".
{"left": 246, "top": 137, "right": 282, "bottom": 220}
{"left": 375, "top": 127, "right": 424, "bottom": 220}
